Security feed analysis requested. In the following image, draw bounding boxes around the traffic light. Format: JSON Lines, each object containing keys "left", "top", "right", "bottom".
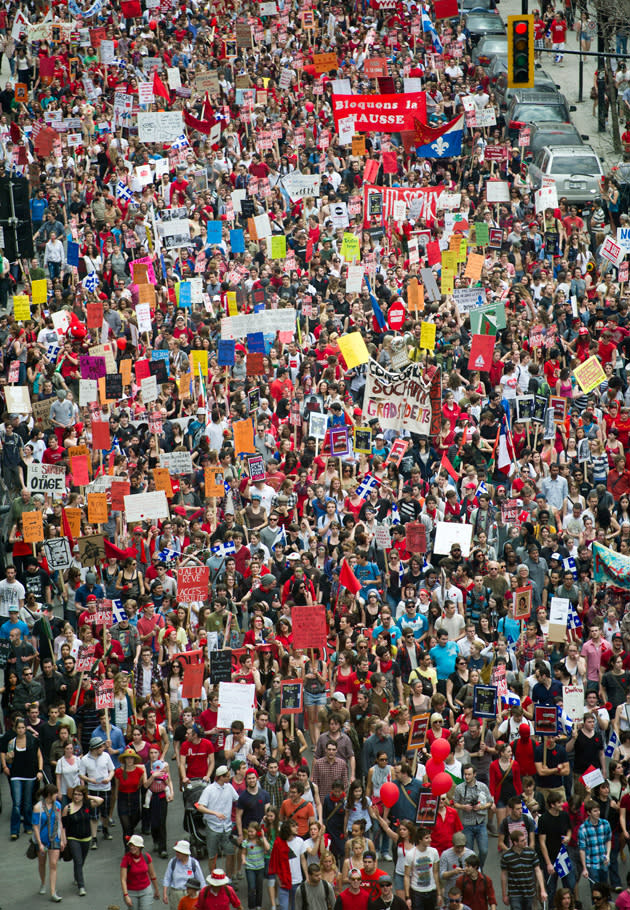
{"left": 507, "top": 14, "right": 535, "bottom": 89}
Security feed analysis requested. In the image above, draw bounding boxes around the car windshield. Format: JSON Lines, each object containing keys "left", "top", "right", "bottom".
{"left": 550, "top": 156, "right": 600, "bottom": 175}
{"left": 515, "top": 105, "right": 566, "bottom": 122}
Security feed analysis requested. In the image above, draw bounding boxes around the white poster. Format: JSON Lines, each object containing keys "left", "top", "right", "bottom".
{"left": 141, "top": 375, "right": 158, "bottom": 403}
{"left": 346, "top": 265, "right": 364, "bottom": 294}
{"left": 159, "top": 451, "right": 194, "bottom": 474}
{"left": 562, "top": 684, "right": 585, "bottom": 721}
{"left": 138, "top": 81, "right": 155, "bottom": 105}
{"left": 486, "top": 181, "right": 510, "bottom": 203}
{"left": 79, "top": 379, "right": 99, "bottom": 406}
{"left": 124, "top": 490, "right": 170, "bottom": 522}
{"left": 281, "top": 173, "right": 321, "bottom": 201}
{"left": 167, "top": 67, "right": 181, "bottom": 89}
{"left": 27, "top": 463, "right": 65, "bottom": 496}
{"left": 136, "top": 303, "right": 152, "bottom": 333}
{"left": 433, "top": 521, "right": 474, "bottom": 557}
{"left": 137, "top": 111, "right": 184, "bottom": 143}
{"left": 217, "top": 682, "right": 256, "bottom": 730}
{"left": 100, "top": 39, "right": 115, "bottom": 64}
{"left": 5, "top": 386, "right": 31, "bottom": 413}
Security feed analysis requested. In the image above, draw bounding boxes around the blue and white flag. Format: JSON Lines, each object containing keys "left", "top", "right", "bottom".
{"left": 415, "top": 113, "right": 464, "bottom": 159}
{"left": 606, "top": 728, "right": 620, "bottom": 759}
{"left": 356, "top": 474, "right": 380, "bottom": 500}
{"left": 112, "top": 599, "right": 127, "bottom": 623}
{"left": 157, "top": 547, "right": 179, "bottom": 563}
{"left": 272, "top": 526, "right": 287, "bottom": 551}
{"left": 211, "top": 540, "right": 236, "bottom": 558}
{"left": 502, "top": 691, "right": 521, "bottom": 706}
{"left": 83, "top": 272, "right": 99, "bottom": 293}
{"left": 554, "top": 846, "right": 572, "bottom": 879}
{"left": 171, "top": 133, "right": 189, "bottom": 150}
{"left": 116, "top": 180, "right": 133, "bottom": 202}
{"left": 567, "top": 602, "right": 582, "bottom": 630}
{"left": 521, "top": 798, "right": 538, "bottom": 832}
{"left": 421, "top": 6, "right": 443, "bottom": 52}
{"left": 391, "top": 502, "right": 401, "bottom": 525}
{"left": 557, "top": 706, "right": 573, "bottom": 736}
{"left": 46, "top": 342, "right": 60, "bottom": 363}
{"left": 475, "top": 481, "right": 488, "bottom": 498}
{"left": 563, "top": 556, "right": 578, "bottom": 580}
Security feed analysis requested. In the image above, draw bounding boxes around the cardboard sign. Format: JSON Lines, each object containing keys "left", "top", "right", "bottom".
{"left": 110, "top": 481, "right": 131, "bottom": 512}
{"left": 205, "top": 467, "right": 225, "bottom": 498}
{"left": 216, "top": 681, "right": 256, "bottom": 730}
{"left": 534, "top": 704, "right": 558, "bottom": 736}
{"left": 22, "top": 510, "right": 44, "bottom": 543}
{"left": 153, "top": 467, "right": 173, "bottom": 497}
{"left": 548, "top": 596, "right": 570, "bottom": 642}
{"left": 472, "top": 684, "right": 498, "bottom": 719}
{"left": 563, "top": 684, "right": 585, "bottom": 721}
{"left": 280, "top": 679, "right": 304, "bottom": 714}
{"left": 513, "top": 586, "right": 532, "bottom": 621}
{"left": 78, "top": 535, "right": 105, "bottom": 567}
{"left": 313, "top": 52, "right": 338, "bottom": 74}
{"left": 63, "top": 508, "right": 82, "bottom": 539}
{"left": 87, "top": 492, "right": 108, "bottom": 525}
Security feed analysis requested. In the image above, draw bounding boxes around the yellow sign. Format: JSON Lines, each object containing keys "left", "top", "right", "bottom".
{"left": 226, "top": 291, "right": 238, "bottom": 315}
{"left": 190, "top": 350, "right": 208, "bottom": 377}
{"left": 271, "top": 235, "right": 286, "bottom": 259}
{"left": 337, "top": 332, "right": 370, "bottom": 369}
{"left": 573, "top": 355, "right": 607, "bottom": 394}
{"left": 441, "top": 251, "right": 457, "bottom": 272}
{"left": 13, "top": 295, "right": 30, "bottom": 320}
{"left": 31, "top": 279, "right": 47, "bottom": 306}
{"left": 340, "top": 233, "right": 360, "bottom": 262}
{"left": 420, "top": 322, "right": 436, "bottom": 350}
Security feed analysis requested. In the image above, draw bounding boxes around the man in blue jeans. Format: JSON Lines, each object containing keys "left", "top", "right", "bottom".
{"left": 579, "top": 800, "right": 612, "bottom": 887}
{"left": 501, "top": 829, "right": 547, "bottom": 910}
{"left": 452, "top": 765, "right": 492, "bottom": 869}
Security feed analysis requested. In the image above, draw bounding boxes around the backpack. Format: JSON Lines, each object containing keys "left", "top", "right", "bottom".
{"left": 299, "top": 880, "right": 334, "bottom": 910}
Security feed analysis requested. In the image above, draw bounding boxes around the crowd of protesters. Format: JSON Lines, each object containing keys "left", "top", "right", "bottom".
{"left": 2, "top": 0, "right": 630, "bottom": 908}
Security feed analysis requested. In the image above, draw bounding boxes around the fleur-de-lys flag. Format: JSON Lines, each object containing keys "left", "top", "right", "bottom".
{"left": 414, "top": 114, "right": 464, "bottom": 159}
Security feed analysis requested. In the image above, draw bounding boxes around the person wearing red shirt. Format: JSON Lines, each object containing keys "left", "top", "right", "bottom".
{"left": 170, "top": 175, "right": 189, "bottom": 205}
{"left": 338, "top": 870, "right": 370, "bottom": 910}
{"left": 42, "top": 434, "right": 65, "bottom": 464}
{"left": 360, "top": 853, "right": 388, "bottom": 901}
{"left": 178, "top": 726, "right": 215, "bottom": 784}
{"left": 550, "top": 14, "right": 567, "bottom": 62}
{"left": 114, "top": 750, "right": 147, "bottom": 842}
{"left": 120, "top": 836, "right": 160, "bottom": 904}
{"left": 431, "top": 796, "right": 464, "bottom": 856}
{"left": 598, "top": 329, "right": 618, "bottom": 367}
{"left": 270, "top": 368, "right": 293, "bottom": 402}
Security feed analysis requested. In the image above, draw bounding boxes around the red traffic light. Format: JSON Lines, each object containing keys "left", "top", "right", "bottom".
{"left": 514, "top": 21, "right": 528, "bottom": 32}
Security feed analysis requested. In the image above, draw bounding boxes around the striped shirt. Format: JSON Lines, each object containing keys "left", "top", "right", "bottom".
{"left": 500, "top": 846, "right": 540, "bottom": 897}
{"left": 242, "top": 839, "right": 266, "bottom": 870}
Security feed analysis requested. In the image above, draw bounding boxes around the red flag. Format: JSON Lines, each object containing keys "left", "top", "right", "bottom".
{"left": 382, "top": 151, "right": 398, "bottom": 174}
{"left": 183, "top": 110, "right": 213, "bottom": 135}
{"left": 120, "top": 0, "right": 142, "bottom": 16}
{"left": 202, "top": 93, "right": 214, "bottom": 122}
{"left": 61, "top": 508, "right": 75, "bottom": 553}
{"left": 153, "top": 71, "right": 170, "bottom": 102}
{"left": 10, "top": 121, "right": 20, "bottom": 144}
{"left": 468, "top": 334, "right": 496, "bottom": 372}
{"left": 363, "top": 159, "right": 380, "bottom": 183}
{"left": 440, "top": 453, "right": 460, "bottom": 483}
{"left": 339, "top": 559, "right": 361, "bottom": 595}
{"left": 433, "top": 0, "right": 458, "bottom": 17}
{"left": 104, "top": 539, "right": 135, "bottom": 560}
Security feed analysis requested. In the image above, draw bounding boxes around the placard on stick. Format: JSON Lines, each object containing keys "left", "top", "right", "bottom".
{"left": 291, "top": 605, "right": 327, "bottom": 650}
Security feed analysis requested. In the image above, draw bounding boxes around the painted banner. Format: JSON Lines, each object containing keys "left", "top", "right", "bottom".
{"left": 363, "top": 359, "right": 437, "bottom": 435}
{"left": 332, "top": 92, "right": 427, "bottom": 133}
{"left": 593, "top": 541, "right": 630, "bottom": 589}
{"left": 363, "top": 182, "right": 443, "bottom": 224}
{"left": 177, "top": 566, "right": 210, "bottom": 603}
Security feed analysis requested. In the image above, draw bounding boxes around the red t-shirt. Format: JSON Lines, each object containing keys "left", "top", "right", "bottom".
{"left": 120, "top": 851, "right": 153, "bottom": 891}
{"left": 180, "top": 738, "right": 215, "bottom": 778}
{"left": 337, "top": 889, "right": 369, "bottom": 910}
{"left": 115, "top": 765, "right": 145, "bottom": 794}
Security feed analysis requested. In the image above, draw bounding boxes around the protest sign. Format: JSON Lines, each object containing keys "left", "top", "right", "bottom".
{"left": 43, "top": 538, "right": 72, "bottom": 571}
{"left": 363, "top": 359, "right": 437, "bottom": 436}
{"left": 27, "top": 463, "right": 65, "bottom": 496}
{"left": 217, "top": 682, "right": 256, "bottom": 729}
{"left": 291, "top": 605, "right": 327, "bottom": 649}
{"left": 573, "top": 356, "right": 606, "bottom": 394}
{"left": 563, "top": 685, "right": 585, "bottom": 720}
{"left": 332, "top": 92, "right": 427, "bottom": 132}
{"left": 548, "top": 596, "right": 570, "bottom": 642}
{"left": 23, "top": 510, "right": 44, "bottom": 543}
{"left": 78, "top": 535, "right": 105, "bottom": 567}
{"left": 209, "top": 649, "right": 233, "bottom": 684}
{"left": 124, "top": 491, "right": 170, "bottom": 523}
{"left": 177, "top": 566, "right": 210, "bottom": 603}
{"left": 433, "top": 522, "right": 473, "bottom": 557}
{"left": 95, "top": 679, "right": 115, "bottom": 710}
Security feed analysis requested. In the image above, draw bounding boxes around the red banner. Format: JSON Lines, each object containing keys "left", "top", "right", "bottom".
{"left": 362, "top": 182, "right": 444, "bottom": 224}
{"left": 177, "top": 566, "right": 210, "bottom": 603}
{"left": 332, "top": 92, "right": 427, "bottom": 133}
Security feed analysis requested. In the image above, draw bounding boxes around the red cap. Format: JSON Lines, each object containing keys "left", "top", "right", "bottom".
{"left": 245, "top": 768, "right": 259, "bottom": 778}
{"left": 86, "top": 594, "right": 98, "bottom": 602}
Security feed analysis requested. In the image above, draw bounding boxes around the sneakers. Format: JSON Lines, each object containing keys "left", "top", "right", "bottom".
{"left": 39, "top": 886, "right": 47, "bottom": 895}
{"left": 382, "top": 852, "right": 393, "bottom": 861}
{"left": 102, "top": 830, "right": 112, "bottom": 841}
{"left": 78, "top": 889, "right": 86, "bottom": 897}
{"left": 51, "top": 893, "right": 63, "bottom": 902}
{"left": 10, "top": 834, "right": 18, "bottom": 841}
{"left": 91, "top": 838, "right": 98, "bottom": 850}
{"left": 108, "top": 818, "right": 115, "bottom": 827}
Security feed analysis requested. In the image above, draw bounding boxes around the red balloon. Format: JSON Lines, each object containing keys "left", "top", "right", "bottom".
{"left": 431, "top": 738, "right": 451, "bottom": 762}
{"left": 431, "top": 772, "right": 453, "bottom": 797}
{"left": 149, "top": 19, "right": 157, "bottom": 29}
{"left": 379, "top": 781, "right": 399, "bottom": 809}
{"left": 425, "top": 758, "right": 445, "bottom": 779}
{"left": 116, "top": 337, "right": 127, "bottom": 351}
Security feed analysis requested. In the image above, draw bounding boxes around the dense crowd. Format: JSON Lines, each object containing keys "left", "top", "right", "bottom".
{"left": 2, "top": 0, "right": 630, "bottom": 909}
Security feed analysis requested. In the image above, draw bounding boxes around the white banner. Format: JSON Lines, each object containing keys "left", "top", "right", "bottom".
{"left": 124, "top": 491, "right": 170, "bottom": 522}
{"left": 281, "top": 172, "right": 322, "bottom": 201}
{"left": 137, "top": 111, "right": 184, "bottom": 143}
{"left": 27, "top": 463, "right": 66, "bottom": 495}
{"left": 363, "top": 359, "right": 433, "bottom": 435}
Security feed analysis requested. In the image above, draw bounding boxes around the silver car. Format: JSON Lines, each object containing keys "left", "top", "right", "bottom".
{"left": 528, "top": 145, "right": 604, "bottom": 203}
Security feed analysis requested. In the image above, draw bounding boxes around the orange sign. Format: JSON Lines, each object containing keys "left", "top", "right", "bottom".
{"left": 313, "top": 52, "right": 338, "bottom": 74}
{"left": 205, "top": 467, "right": 225, "bottom": 498}
{"left": 23, "top": 510, "right": 44, "bottom": 543}
{"left": 87, "top": 492, "right": 108, "bottom": 525}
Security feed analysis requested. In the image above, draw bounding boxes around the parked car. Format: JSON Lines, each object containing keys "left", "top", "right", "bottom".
{"left": 463, "top": 11, "right": 505, "bottom": 45}
{"left": 528, "top": 145, "right": 604, "bottom": 203}
{"left": 473, "top": 34, "right": 508, "bottom": 66}
{"left": 523, "top": 121, "right": 587, "bottom": 159}
{"left": 504, "top": 90, "right": 575, "bottom": 141}
{"left": 495, "top": 66, "right": 558, "bottom": 110}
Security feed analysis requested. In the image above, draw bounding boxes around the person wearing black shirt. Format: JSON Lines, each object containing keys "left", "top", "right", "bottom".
{"left": 19, "top": 558, "right": 52, "bottom": 604}
{"left": 537, "top": 791, "right": 573, "bottom": 904}
{"left": 566, "top": 713, "right": 606, "bottom": 787}
{"left": 38, "top": 702, "right": 61, "bottom": 782}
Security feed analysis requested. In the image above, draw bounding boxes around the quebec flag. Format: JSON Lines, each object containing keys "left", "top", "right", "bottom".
{"left": 415, "top": 114, "right": 464, "bottom": 159}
